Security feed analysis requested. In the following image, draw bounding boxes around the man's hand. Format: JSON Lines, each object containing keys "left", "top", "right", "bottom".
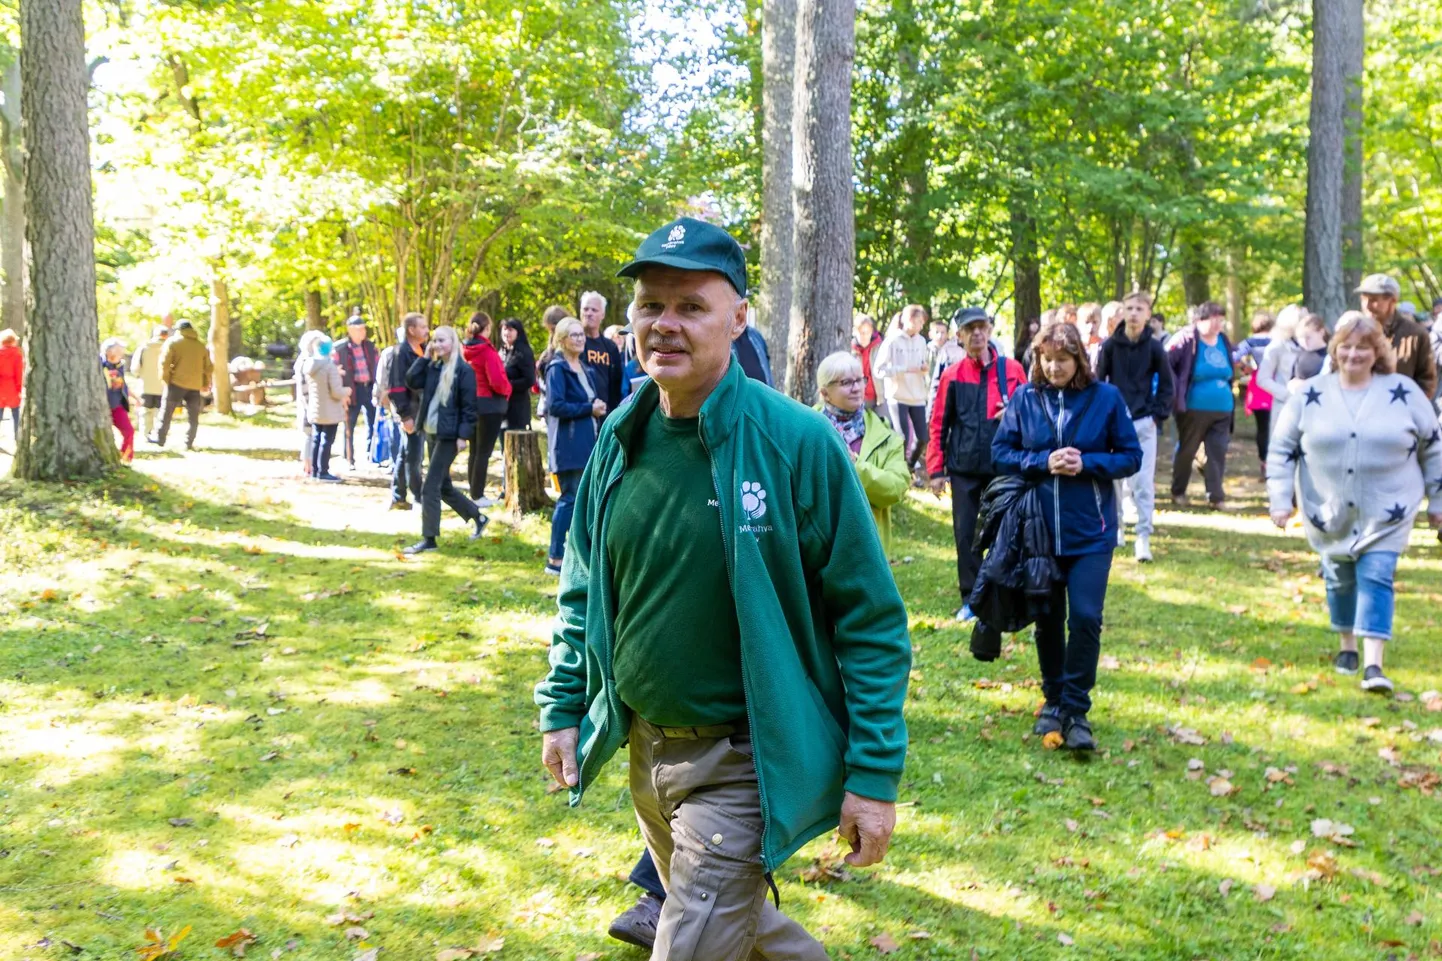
{"left": 1270, "top": 510, "right": 1292, "bottom": 529}
{"left": 837, "top": 792, "right": 895, "bottom": 867}
{"left": 541, "top": 727, "right": 580, "bottom": 788}
{"left": 928, "top": 477, "right": 947, "bottom": 495}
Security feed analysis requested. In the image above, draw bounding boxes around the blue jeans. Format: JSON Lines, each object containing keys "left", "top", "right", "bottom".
{"left": 1321, "top": 551, "right": 1398, "bottom": 640}
{"left": 390, "top": 422, "right": 424, "bottom": 505}
{"left": 1034, "top": 551, "right": 1113, "bottom": 716}
{"left": 630, "top": 848, "right": 666, "bottom": 900}
{"left": 549, "top": 469, "right": 583, "bottom": 560}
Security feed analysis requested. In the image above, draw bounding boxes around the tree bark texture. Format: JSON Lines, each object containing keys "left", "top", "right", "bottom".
{"left": 503, "top": 430, "right": 548, "bottom": 513}
{"left": 785, "top": 0, "right": 856, "bottom": 403}
{"left": 1, "top": 58, "right": 25, "bottom": 340}
{"left": 759, "top": 0, "right": 795, "bottom": 387}
{"left": 305, "top": 289, "right": 325, "bottom": 330}
{"left": 1009, "top": 189, "right": 1041, "bottom": 352}
{"left": 209, "top": 276, "right": 232, "bottom": 414}
{"left": 1304, "top": 0, "right": 1364, "bottom": 325}
{"left": 13, "top": 0, "right": 116, "bottom": 480}
{"left": 893, "top": 0, "right": 932, "bottom": 303}
{"left": 1179, "top": 233, "right": 1211, "bottom": 307}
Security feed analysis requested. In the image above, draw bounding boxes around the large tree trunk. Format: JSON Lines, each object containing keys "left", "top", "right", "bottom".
{"left": 894, "top": 0, "right": 931, "bottom": 303}
{"left": 785, "top": 0, "right": 855, "bottom": 403}
{"left": 1304, "top": 0, "right": 1365, "bottom": 325}
{"left": 304, "top": 288, "right": 326, "bottom": 330}
{"left": 1179, "top": 233, "right": 1211, "bottom": 306}
{"left": 758, "top": 0, "right": 795, "bottom": 386}
{"left": 1010, "top": 188, "right": 1041, "bottom": 352}
{"left": 503, "top": 430, "right": 548, "bottom": 513}
{"left": 13, "top": 0, "right": 116, "bottom": 480}
{"left": 1, "top": 58, "right": 24, "bottom": 340}
{"left": 209, "top": 276, "right": 232, "bottom": 415}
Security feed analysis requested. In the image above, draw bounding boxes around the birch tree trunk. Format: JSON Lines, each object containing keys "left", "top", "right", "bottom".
{"left": 209, "top": 276, "right": 232, "bottom": 414}
{"left": 785, "top": 0, "right": 855, "bottom": 403}
{"left": 758, "top": 0, "right": 795, "bottom": 386}
{"left": 1, "top": 57, "right": 25, "bottom": 340}
{"left": 13, "top": 0, "right": 115, "bottom": 480}
{"left": 1303, "top": 0, "right": 1365, "bottom": 325}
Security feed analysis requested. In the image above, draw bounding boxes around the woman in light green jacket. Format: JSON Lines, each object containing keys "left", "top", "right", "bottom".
{"left": 816, "top": 351, "right": 911, "bottom": 555}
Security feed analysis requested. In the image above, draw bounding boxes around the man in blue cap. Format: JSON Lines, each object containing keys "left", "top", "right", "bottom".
{"left": 536, "top": 217, "right": 911, "bottom": 959}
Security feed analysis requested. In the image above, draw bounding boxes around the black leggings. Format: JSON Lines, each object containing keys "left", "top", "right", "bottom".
{"left": 1253, "top": 408, "right": 1271, "bottom": 463}
{"left": 887, "top": 401, "right": 927, "bottom": 470}
{"left": 468, "top": 412, "right": 505, "bottom": 499}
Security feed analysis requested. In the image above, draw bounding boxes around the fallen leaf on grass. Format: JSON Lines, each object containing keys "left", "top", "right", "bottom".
{"left": 1064, "top": 819, "right": 1079, "bottom": 833}
{"left": 1251, "top": 657, "right": 1272, "bottom": 671}
{"left": 277, "top": 834, "right": 299, "bottom": 848}
{"left": 1042, "top": 731, "right": 1064, "bottom": 750}
{"left": 1208, "top": 776, "right": 1238, "bottom": 797}
{"left": 136, "top": 926, "right": 192, "bottom": 961}
{"left": 1254, "top": 884, "right": 1277, "bottom": 902}
{"left": 907, "top": 931, "right": 932, "bottom": 940}
{"left": 167, "top": 818, "right": 194, "bottom": 828}
{"left": 355, "top": 950, "right": 380, "bottom": 961}
{"left": 870, "top": 933, "right": 900, "bottom": 954}
{"left": 215, "top": 929, "right": 259, "bottom": 957}
{"left": 1405, "top": 910, "right": 1426, "bottom": 926}
{"left": 1057, "top": 933, "right": 1075, "bottom": 946}
{"left": 1305, "top": 849, "right": 1339, "bottom": 879}
{"left": 1218, "top": 878, "right": 1234, "bottom": 896}
{"left": 344, "top": 927, "right": 369, "bottom": 941}
{"left": 1311, "top": 818, "right": 1355, "bottom": 842}
{"left": 1167, "top": 724, "right": 1207, "bottom": 746}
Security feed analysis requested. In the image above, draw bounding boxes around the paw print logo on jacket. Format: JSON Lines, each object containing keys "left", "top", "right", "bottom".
{"left": 740, "top": 481, "right": 768, "bottom": 520}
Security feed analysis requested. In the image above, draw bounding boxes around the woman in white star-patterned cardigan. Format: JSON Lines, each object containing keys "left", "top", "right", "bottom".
{"left": 1267, "top": 312, "right": 1442, "bottom": 693}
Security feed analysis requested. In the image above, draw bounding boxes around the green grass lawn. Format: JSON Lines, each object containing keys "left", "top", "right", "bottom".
{"left": 1, "top": 414, "right": 1440, "bottom": 960}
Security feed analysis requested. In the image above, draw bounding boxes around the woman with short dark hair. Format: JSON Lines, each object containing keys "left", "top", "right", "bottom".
{"left": 992, "top": 323, "right": 1142, "bottom": 750}
{"left": 1166, "top": 301, "right": 1235, "bottom": 508}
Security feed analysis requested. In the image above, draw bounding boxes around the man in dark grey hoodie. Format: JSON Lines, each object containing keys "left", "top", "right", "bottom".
{"left": 1095, "top": 291, "right": 1174, "bottom": 562}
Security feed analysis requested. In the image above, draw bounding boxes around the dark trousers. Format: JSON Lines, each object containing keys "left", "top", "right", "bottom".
{"left": 422, "top": 436, "right": 481, "bottom": 538}
{"left": 505, "top": 391, "right": 531, "bottom": 432}
{"left": 311, "top": 423, "right": 338, "bottom": 476}
{"left": 888, "top": 401, "right": 928, "bottom": 470}
{"left": 950, "top": 472, "right": 990, "bottom": 603}
{"left": 390, "top": 423, "right": 425, "bottom": 505}
{"left": 344, "top": 382, "right": 376, "bottom": 464}
{"left": 157, "top": 386, "right": 203, "bottom": 447}
{"left": 1253, "top": 408, "right": 1271, "bottom": 464}
{"left": 630, "top": 848, "right": 666, "bottom": 900}
{"left": 549, "top": 469, "right": 583, "bottom": 560}
{"left": 1171, "top": 409, "right": 1231, "bottom": 503}
{"left": 1034, "top": 551, "right": 1113, "bottom": 716}
{"left": 467, "top": 412, "right": 505, "bottom": 499}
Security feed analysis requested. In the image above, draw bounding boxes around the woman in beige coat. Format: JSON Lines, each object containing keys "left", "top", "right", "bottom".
{"left": 302, "top": 338, "right": 350, "bottom": 482}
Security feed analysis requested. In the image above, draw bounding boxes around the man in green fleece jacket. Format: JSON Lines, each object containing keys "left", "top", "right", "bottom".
{"left": 535, "top": 217, "right": 912, "bottom": 959}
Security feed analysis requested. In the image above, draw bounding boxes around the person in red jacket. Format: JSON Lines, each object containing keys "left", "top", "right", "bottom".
{"left": 852, "top": 315, "right": 881, "bottom": 412}
{"left": 461, "top": 311, "right": 513, "bottom": 503}
{"left": 927, "top": 308, "right": 1028, "bottom": 621}
{"left": 0, "top": 328, "right": 20, "bottom": 448}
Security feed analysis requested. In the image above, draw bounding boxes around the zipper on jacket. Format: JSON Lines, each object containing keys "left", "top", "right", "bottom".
{"left": 574, "top": 452, "right": 628, "bottom": 801}
{"left": 1040, "top": 390, "right": 1065, "bottom": 555}
{"left": 698, "top": 411, "right": 775, "bottom": 870}
{"left": 1091, "top": 480, "right": 1106, "bottom": 533}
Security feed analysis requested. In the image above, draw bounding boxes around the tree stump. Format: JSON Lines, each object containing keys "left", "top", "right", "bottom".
{"left": 504, "top": 430, "right": 550, "bottom": 513}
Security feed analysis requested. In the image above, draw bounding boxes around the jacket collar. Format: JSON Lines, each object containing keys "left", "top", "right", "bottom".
{"left": 612, "top": 357, "right": 746, "bottom": 451}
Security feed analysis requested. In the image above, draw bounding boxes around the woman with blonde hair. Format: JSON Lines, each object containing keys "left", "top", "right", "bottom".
{"left": 544, "top": 316, "right": 605, "bottom": 574}
{"left": 1268, "top": 311, "right": 1442, "bottom": 692}
{"left": 814, "top": 351, "right": 910, "bottom": 555}
{"left": 403, "top": 325, "right": 488, "bottom": 555}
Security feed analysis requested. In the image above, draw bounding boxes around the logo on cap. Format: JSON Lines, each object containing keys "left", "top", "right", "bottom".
{"left": 662, "top": 224, "right": 686, "bottom": 250}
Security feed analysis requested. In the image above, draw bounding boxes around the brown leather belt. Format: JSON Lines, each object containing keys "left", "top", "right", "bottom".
{"left": 651, "top": 718, "right": 748, "bottom": 739}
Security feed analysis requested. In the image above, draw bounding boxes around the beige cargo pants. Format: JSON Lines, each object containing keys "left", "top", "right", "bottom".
{"left": 629, "top": 717, "right": 829, "bottom": 961}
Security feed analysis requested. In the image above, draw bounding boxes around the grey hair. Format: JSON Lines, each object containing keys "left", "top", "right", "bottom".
{"left": 580, "top": 290, "right": 607, "bottom": 310}
{"left": 298, "top": 330, "right": 327, "bottom": 356}
{"left": 815, "top": 351, "right": 863, "bottom": 398}
{"left": 100, "top": 337, "right": 127, "bottom": 357}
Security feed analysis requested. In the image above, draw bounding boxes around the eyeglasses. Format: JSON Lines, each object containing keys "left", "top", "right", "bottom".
{"left": 828, "top": 378, "right": 866, "bottom": 389}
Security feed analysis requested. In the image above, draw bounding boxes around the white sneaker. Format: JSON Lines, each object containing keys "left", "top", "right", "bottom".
{"left": 474, "top": 496, "right": 496, "bottom": 509}
{"left": 1117, "top": 527, "right": 1126, "bottom": 548}
{"left": 1134, "top": 535, "right": 1153, "bottom": 563}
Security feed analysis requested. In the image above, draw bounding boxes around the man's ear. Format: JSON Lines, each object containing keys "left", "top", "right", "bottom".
{"left": 731, "top": 299, "right": 750, "bottom": 341}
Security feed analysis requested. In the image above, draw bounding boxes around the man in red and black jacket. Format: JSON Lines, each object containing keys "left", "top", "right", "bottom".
{"left": 927, "top": 308, "right": 1028, "bottom": 621}
{"left": 334, "top": 312, "right": 381, "bottom": 468}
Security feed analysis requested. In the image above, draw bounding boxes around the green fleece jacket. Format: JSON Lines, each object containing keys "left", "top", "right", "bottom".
{"left": 535, "top": 361, "right": 912, "bottom": 871}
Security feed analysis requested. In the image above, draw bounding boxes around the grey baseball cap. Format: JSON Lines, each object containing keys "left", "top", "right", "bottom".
{"left": 1355, "top": 273, "right": 1401, "bottom": 297}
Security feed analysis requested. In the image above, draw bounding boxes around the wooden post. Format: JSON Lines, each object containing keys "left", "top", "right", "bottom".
{"left": 503, "top": 430, "right": 550, "bottom": 513}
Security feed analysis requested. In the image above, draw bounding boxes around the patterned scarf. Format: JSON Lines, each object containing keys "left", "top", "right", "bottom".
{"left": 823, "top": 402, "right": 866, "bottom": 450}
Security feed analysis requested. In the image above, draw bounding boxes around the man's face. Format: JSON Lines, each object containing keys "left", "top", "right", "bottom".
{"left": 904, "top": 312, "right": 925, "bottom": 337}
{"left": 929, "top": 323, "right": 947, "bottom": 347}
{"left": 347, "top": 326, "right": 366, "bottom": 343}
{"left": 1361, "top": 293, "right": 1397, "bottom": 325}
{"left": 632, "top": 268, "right": 746, "bottom": 397}
{"left": 1121, "top": 299, "right": 1149, "bottom": 338}
{"left": 961, "top": 322, "right": 991, "bottom": 357}
{"left": 580, "top": 299, "right": 605, "bottom": 335}
{"left": 408, "top": 320, "right": 430, "bottom": 345}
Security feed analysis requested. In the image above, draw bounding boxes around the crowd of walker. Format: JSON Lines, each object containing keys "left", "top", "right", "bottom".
{"left": 2, "top": 218, "right": 1440, "bottom": 957}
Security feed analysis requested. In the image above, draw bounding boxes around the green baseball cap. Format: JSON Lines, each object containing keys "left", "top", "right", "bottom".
{"left": 616, "top": 217, "right": 748, "bottom": 297}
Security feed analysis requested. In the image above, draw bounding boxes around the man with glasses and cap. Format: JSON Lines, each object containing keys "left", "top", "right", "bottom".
{"left": 1357, "top": 273, "right": 1437, "bottom": 398}
{"left": 535, "top": 216, "right": 911, "bottom": 960}
{"left": 927, "top": 307, "right": 1028, "bottom": 621}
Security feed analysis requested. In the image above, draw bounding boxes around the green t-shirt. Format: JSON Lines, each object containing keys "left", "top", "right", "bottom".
{"left": 607, "top": 407, "right": 747, "bottom": 727}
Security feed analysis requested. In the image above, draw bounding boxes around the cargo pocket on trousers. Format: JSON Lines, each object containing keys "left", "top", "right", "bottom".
{"left": 655, "top": 817, "right": 767, "bottom": 961}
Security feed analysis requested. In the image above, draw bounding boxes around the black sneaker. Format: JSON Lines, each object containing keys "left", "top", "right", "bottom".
{"left": 1062, "top": 715, "right": 1096, "bottom": 751}
{"left": 1333, "top": 650, "right": 1359, "bottom": 675}
{"left": 1361, "top": 665, "right": 1394, "bottom": 693}
{"left": 607, "top": 892, "right": 662, "bottom": 949}
{"left": 469, "top": 514, "right": 491, "bottom": 540}
{"left": 1033, "top": 704, "right": 1063, "bottom": 737}
{"left": 403, "top": 539, "right": 438, "bottom": 556}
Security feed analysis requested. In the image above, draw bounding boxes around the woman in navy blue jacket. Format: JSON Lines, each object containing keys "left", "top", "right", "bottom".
{"left": 544, "top": 317, "right": 608, "bottom": 575}
{"left": 992, "top": 321, "right": 1143, "bottom": 750}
